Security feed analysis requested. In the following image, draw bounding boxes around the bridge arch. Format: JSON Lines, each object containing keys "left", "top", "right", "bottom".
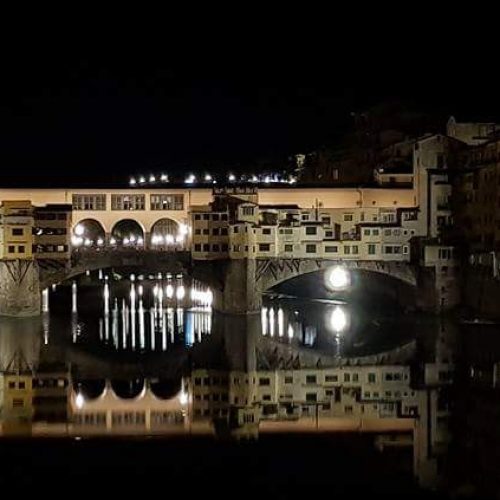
{"left": 150, "top": 217, "right": 180, "bottom": 247}
{"left": 255, "top": 258, "right": 417, "bottom": 294}
{"left": 111, "top": 219, "right": 146, "bottom": 246}
{"left": 72, "top": 219, "right": 106, "bottom": 246}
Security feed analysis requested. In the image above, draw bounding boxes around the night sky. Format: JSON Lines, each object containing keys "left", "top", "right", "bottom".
{"left": 1, "top": 32, "right": 499, "bottom": 186}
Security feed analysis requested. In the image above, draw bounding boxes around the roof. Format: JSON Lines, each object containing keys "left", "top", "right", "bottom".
{"left": 259, "top": 204, "right": 300, "bottom": 210}
{"left": 35, "top": 204, "right": 72, "bottom": 211}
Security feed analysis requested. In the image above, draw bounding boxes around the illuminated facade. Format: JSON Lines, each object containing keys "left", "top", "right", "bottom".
{"left": 0, "top": 200, "right": 34, "bottom": 260}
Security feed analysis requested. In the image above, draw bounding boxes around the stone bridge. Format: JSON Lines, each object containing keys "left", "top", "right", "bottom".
{"left": 1, "top": 253, "right": 420, "bottom": 317}
{"left": 254, "top": 258, "right": 417, "bottom": 293}
{"left": 38, "top": 249, "right": 192, "bottom": 289}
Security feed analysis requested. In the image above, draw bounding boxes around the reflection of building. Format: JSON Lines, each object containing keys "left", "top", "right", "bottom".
{"left": 188, "top": 366, "right": 419, "bottom": 434}
{"left": 69, "top": 380, "right": 188, "bottom": 435}
{"left": 32, "top": 364, "right": 71, "bottom": 423}
{"left": 0, "top": 350, "right": 34, "bottom": 434}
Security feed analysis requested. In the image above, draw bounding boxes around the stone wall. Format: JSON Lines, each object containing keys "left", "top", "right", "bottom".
{"left": 0, "top": 260, "right": 40, "bottom": 317}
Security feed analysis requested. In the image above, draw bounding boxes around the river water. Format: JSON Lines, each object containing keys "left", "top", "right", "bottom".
{"left": 0, "top": 266, "right": 498, "bottom": 496}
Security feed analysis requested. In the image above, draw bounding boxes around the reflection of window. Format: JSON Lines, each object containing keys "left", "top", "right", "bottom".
{"left": 325, "top": 246, "right": 338, "bottom": 253}
{"left": 284, "top": 244, "right": 293, "bottom": 252}
{"left": 259, "top": 378, "right": 270, "bottom": 386}
{"left": 259, "top": 244, "right": 271, "bottom": 252}
{"left": 306, "top": 244, "right": 316, "bottom": 253}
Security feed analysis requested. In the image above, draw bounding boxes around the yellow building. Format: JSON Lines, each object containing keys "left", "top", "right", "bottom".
{"left": 0, "top": 200, "right": 34, "bottom": 260}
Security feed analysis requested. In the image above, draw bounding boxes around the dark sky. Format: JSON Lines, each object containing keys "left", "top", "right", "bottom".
{"left": 1, "top": 31, "right": 499, "bottom": 186}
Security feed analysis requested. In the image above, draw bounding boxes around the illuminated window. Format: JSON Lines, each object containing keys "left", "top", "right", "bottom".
{"left": 111, "top": 194, "right": 145, "bottom": 211}
{"left": 72, "top": 194, "right": 106, "bottom": 211}
{"left": 325, "top": 246, "right": 338, "bottom": 253}
{"left": 150, "top": 194, "right": 183, "bottom": 210}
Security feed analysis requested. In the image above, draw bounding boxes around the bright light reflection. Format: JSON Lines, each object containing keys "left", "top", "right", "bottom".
{"left": 75, "top": 393, "right": 85, "bottom": 409}
{"left": 326, "top": 266, "right": 350, "bottom": 290}
{"left": 330, "top": 306, "right": 347, "bottom": 333}
{"left": 179, "top": 391, "right": 188, "bottom": 405}
{"left": 74, "top": 224, "right": 84, "bottom": 236}
{"left": 166, "top": 284, "right": 174, "bottom": 299}
{"left": 176, "top": 285, "right": 185, "bottom": 300}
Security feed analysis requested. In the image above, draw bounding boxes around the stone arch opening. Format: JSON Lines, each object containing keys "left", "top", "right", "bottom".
{"left": 150, "top": 218, "right": 180, "bottom": 247}
{"left": 72, "top": 219, "right": 106, "bottom": 247}
{"left": 72, "top": 379, "right": 106, "bottom": 400}
{"left": 111, "top": 219, "right": 145, "bottom": 247}
{"left": 110, "top": 379, "right": 145, "bottom": 399}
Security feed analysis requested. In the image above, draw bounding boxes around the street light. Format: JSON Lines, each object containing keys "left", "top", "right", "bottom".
{"left": 325, "top": 266, "right": 350, "bottom": 291}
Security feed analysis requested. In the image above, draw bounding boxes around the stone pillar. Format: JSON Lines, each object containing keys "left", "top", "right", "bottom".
{"left": 218, "top": 259, "right": 261, "bottom": 314}
{"left": 0, "top": 260, "right": 41, "bottom": 317}
{"left": 144, "top": 231, "right": 151, "bottom": 250}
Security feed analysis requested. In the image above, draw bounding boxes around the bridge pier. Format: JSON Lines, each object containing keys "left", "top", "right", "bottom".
{"left": 0, "top": 260, "right": 41, "bottom": 317}
{"left": 214, "top": 259, "right": 262, "bottom": 315}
